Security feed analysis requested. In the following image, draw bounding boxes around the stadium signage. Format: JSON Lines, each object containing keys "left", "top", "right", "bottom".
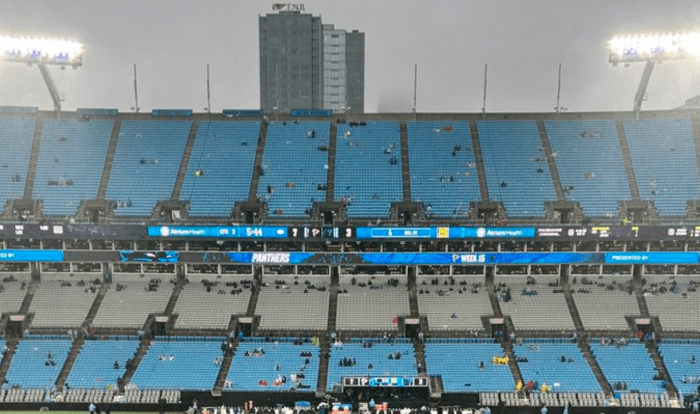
{"left": 272, "top": 3, "right": 305, "bottom": 12}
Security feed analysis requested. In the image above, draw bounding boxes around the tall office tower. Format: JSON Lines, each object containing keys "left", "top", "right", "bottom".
{"left": 259, "top": 5, "right": 364, "bottom": 114}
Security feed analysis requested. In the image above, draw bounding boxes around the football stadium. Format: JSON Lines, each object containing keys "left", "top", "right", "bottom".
{"left": 0, "top": 4, "right": 700, "bottom": 414}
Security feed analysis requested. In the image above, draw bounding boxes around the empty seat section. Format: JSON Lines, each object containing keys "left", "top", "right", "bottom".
{"left": 416, "top": 276, "right": 491, "bottom": 331}
{"left": 256, "top": 275, "right": 329, "bottom": 330}
{"left": 477, "top": 121, "right": 555, "bottom": 217}
{"left": 514, "top": 340, "right": 601, "bottom": 393}
{"left": 336, "top": 276, "right": 410, "bottom": 331}
{"left": 424, "top": 339, "right": 514, "bottom": 392}
{"left": 91, "top": 281, "right": 171, "bottom": 328}
{"left": 497, "top": 276, "right": 574, "bottom": 331}
{"left": 173, "top": 275, "right": 251, "bottom": 330}
{"left": 570, "top": 276, "right": 639, "bottom": 330}
{"left": 0, "top": 117, "right": 36, "bottom": 209}
{"left": 643, "top": 276, "right": 700, "bottom": 332}
{"left": 0, "top": 274, "right": 30, "bottom": 314}
{"left": 28, "top": 280, "right": 97, "bottom": 328}
{"left": 590, "top": 340, "right": 662, "bottom": 393}
{"left": 257, "top": 121, "right": 330, "bottom": 217}
{"left": 130, "top": 337, "right": 225, "bottom": 391}
{"left": 33, "top": 119, "right": 113, "bottom": 216}
{"left": 658, "top": 339, "right": 700, "bottom": 397}
{"left": 326, "top": 338, "right": 417, "bottom": 392}
{"left": 106, "top": 121, "right": 191, "bottom": 216}
{"left": 66, "top": 338, "right": 140, "bottom": 389}
{"left": 3, "top": 338, "right": 72, "bottom": 390}
{"left": 623, "top": 118, "right": 699, "bottom": 217}
{"left": 335, "top": 121, "right": 402, "bottom": 218}
{"left": 180, "top": 121, "right": 260, "bottom": 217}
{"left": 225, "top": 339, "right": 320, "bottom": 392}
{"left": 545, "top": 120, "right": 629, "bottom": 217}
{"left": 407, "top": 121, "right": 480, "bottom": 217}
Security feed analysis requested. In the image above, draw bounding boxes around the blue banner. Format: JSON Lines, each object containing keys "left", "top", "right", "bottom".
{"left": 228, "top": 252, "right": 315, "bottom": 264}
{"left": 604, "top": 252, "right": 698, "bottom": 264}
{"left": 356, "top": 227, "right": 536, "bottom": 239}
{"left": 120, "top": 251, "right": 179, "bottom": 262}
{"left": 0, "top": 250, "right": 63, "bottom": 262}
{"left": 290, "top": 109, "right": 333, "bottom": 117}
{"left": 151, "top": 109, "right": 193, "bottom": 117}
{"left": 148, "top": 226, "right": 287, "bottom": 239}
{"left": 222, "top": 109, "right": 264, "bottom": 117}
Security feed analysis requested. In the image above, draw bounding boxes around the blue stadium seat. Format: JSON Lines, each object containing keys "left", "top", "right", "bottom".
{"left": 335, "top": 121, "right": 403, "bottom": 218}
{"left": 106, "top": 121, "right": 191, "bottom": 217}
{"left": 66, "top": 338, "right": 140, "bottom": 390}
{"left": 181, "top": 121, "right": 260, "bottom": 217}
{"left": 623, "top": 118, "right": 700, "bottom": 217}
{"left": 514, "top": 340, "right": 601, "bottom": 393}
{"left": 33, "top": 119, "right": 113, "bottom": 216}
{"left": 3, "top": 339, "right": 72, "bottom": 390}
{"left": 424, "top": 339, "right": 514, "bottom": 393}
{"left": 257, "top": 122, "right": 330, "bottom": 218}
{"left": 0, "top": 117, "right": 36, "bottom": 210}
{"left": 407, "top": 122, "right": 480, "bottom": 217}
{"left": 590, "top": 340, "right": 662, "bottom": 394}
{"left": 545, "top": 120, "right": 630, "bottom": 217}
{"left": 658, "top": 339, "right": 700, "bottom": 397}
{"left": 477, "top": 121, "right": 556, "bottom": 217}
{"left": 130, "top": 337, "right": 224, "bottom": 391}
{"left": 325, "top": 338, "right": 417, "bottom": 392}
{"left": 226, "top": 339, "right": 320, "bottom": 392}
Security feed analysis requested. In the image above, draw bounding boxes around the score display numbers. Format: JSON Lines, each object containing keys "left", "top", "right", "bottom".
{"left": 288, "top": 226, "right": 354, "bottom": 239}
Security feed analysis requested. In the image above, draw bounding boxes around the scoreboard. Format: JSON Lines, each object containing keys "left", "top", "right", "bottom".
{"left": 144, "top": 224, "right": 700, "bottom": 241}
{"left": 342, "top": 377, "right": 429, "bottom": 388}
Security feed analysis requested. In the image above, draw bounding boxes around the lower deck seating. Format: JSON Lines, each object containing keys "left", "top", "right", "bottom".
{"left": 130, "top": 337, "right": 225, "bottom": 391}
{"left": 514, "top": 340, "right": 601, "bottom": 393}
{"left": 590, "top": 340, "right": 662, "bottom": 394}
{"left": 226, "top": 339, "right": 320, "bottom": 392}
{"left": 658, "top": 339, "right": 700, "bottom": 397}
{"left": 424, "top": 339, "right": 514, "bottom": 392}
{"left": 66, "top": 338, "right": 140, "bottom": 390}
{"left": 326, "top": 338, "right": 417, "bottom": 392}
{"left": 3, "top": 338, "right": 72, "bottom": 390}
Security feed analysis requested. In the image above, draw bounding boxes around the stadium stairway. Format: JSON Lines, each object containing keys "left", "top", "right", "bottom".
{"left": 23, "top": 115, "right": 44, "bottom": 200}
{"left": 562, "top": 271, "right": 614, "bottom": 396}
{"left": 83, "top": 283, "right": 110, "bottom": 327}
{"left": 400, "top": 122, "right": 411, "bottom": 200}
{"left": 18, "top": 278, "right": 38, "bottom": 313}
{"left": 468, "top": 120, "right": 490, "bottom": 201}
{"left": 163, "top": 279, "right": 184, "bottom": 315}
{"left": 646, "top": 341, "right": 678, "bottom": 398}
{"left": 120, "top": 334, "right": 152, "bottom": 392}
{"left": 633, "top": 270, "right": 651, "bottom": 317}
{"left": 536, "top": 120, "right": 564, "bottom": 200}
{"left": 408, "top": 267, "right": 418, "bottom": 317}
{"left": 325, "top": 123, "right": 338, "bottom": 203}
{"left": 97, "top": 118, "right": 122, "bottom": 200}
{"left": 315, "top": 336, "right": 331, "bottom": 397}
{"left": 615, "top": 118, "right": 641, "bottom": 199}
{"left": 170, "top": 119, "right": 200, "bottom": 201}
{"left": 692, "top": 115, "right": 700, "bottom": 192}
{"left": 212, "top": 329, "right": 239, "bottom": 396}
{"left": 245, "top": 273, "right": 261, "bottom": 317}
{"left": 0, "top": 338, "right": 19, "bottom": 388}
{"left": 248, "top": 121, "right": 268, "bottom": 200}
{"left": 55, "top": 336, "right": 85, "bottom": 392}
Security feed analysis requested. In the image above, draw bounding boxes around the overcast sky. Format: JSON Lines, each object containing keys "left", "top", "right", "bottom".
{"left": 1, "top": 0, "right": 699, "bottom": 114}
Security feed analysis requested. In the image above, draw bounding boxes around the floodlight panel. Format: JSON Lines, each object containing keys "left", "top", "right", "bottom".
{"left": 0, "top": 36, "right": 83, "bottom": 66}
{"left": 608, "top": 33, "right": 700, "bottom": 63}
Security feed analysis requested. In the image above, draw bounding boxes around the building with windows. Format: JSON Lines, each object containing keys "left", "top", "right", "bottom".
{"left": 259, "top": 8, "right": 364, "bottom": 114}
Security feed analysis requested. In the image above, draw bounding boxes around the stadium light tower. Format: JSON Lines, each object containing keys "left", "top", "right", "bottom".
{"left": 608, "top": 33, "right": 700, "bottom": 113}
{"left": 0, "top": 35, "right": 83, "bottom": 112}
